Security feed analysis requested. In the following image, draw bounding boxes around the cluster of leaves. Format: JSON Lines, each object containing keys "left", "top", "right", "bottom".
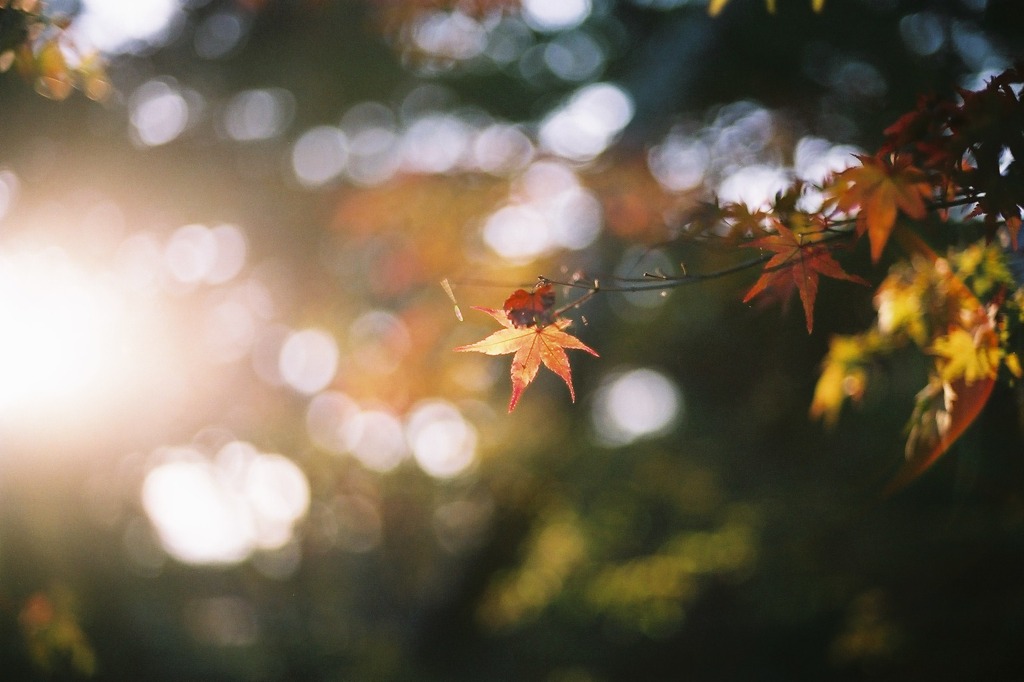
{"left": 712, "top": 67, "right": 1024, "bottom": 488}
{"left": 679, "top": 67, "right": 1024, "bottom": 491}
{"left": 0, "top": 1, "right": 109, "bottom": 100}
{"left": 812, "top": 70, "right": 1024, "bottom": 488}
{"left": 818, "top": 241, "right": 1020, "bottom": 492}
{"left": 456, "top": 66, "right": 1024, "bottom": 490}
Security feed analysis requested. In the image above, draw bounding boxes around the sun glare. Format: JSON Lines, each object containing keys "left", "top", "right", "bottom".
{"left": 77, "top": 0, "right": 185, "bottom": 54}
{"left": 0, "top": 247, "right": 127, "bottom": 424}
{"left": 142, "top": 442, "right": 311, "bottom": 566}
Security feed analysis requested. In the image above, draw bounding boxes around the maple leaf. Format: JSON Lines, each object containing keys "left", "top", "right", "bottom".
{"left": 455, "top": 307, "right": 598, "bottom": 412}
{"left": 809, "top": 333, "right": 879, "bottom": 427}
{"left": 830, "top": 155, "right": 932, "bottom": 262}
{"left": 742, "top": 223, "right": 869, "bottom": 333}
{"left": 879, "top": 94, "right": 958, "bottom": 170}
{"left": 718, "top": 201, "right": 774, "bottom": 241}
{"left": 503, "top": 283, "right": 556, "bottom": 328}
{"left": 886, "top": 373, "right": 994, "bottom": 496}
{"left": 930, "top": 327, "right": 1000, "bottom": 385}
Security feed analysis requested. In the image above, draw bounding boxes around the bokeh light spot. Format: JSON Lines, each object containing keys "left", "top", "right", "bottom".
{"left": 207, "top": 224, "right": 248, "bottom": 284}
{"left": 142, "top": 443, "right": 311, "bottom": 566}
{"left": 115, "top": 233, "right": 165, "bottom": 292}
{"left": 279, "top": 328, "right": 339, "bottom": 395}
{"left": 242, "top": 452, "right": 311, "bottom": 550}
{"left": 899, "top": 12, "right": 946, "bottom": 57}
{"left": 142, "top": 454, "right": 254, "bottom": 565}
{"left": 224, "top": 88, "right": 295, "bottom": 142}
{"left": 522, "top": 0, "right": 592, "bottom": 32}
{"left": 195, "top": 11, "right": 247, "bottom": 60}
{"left": 539, "top": 83, "right": 634, "bottom": 161}
{"left": 412, "top": 11, "right": 487, "bottom": 61}
{"left": 793, "top": 137, "right": 862, "bottom": 184}
{"left": 402, "top": 115, "right": 472, "bottom": 174}
{"left": 165, "top": 223, "right": 217, "bottom": 284}
{"left": 484, "top": 17, "right": 533, "bottom": 65}
{"left": 717, "top": 165, "right": 792, "bottom": 211}
{"left": 343, "top": 410, "right": 408, "bottom": 473}
{"left": 544, "top": 31, "right": 605, "bottom": 82}
{"left": 648, "top": 136, "right": 710, "bottom": 191}
{"left": 77, "top": 0, "right": 185, "bottom": 54}
{"left": 292, "top": 126, "right": 349, "bottom": 188}
{"left": 406, "top": 400, "right": 477, "bottom": 479}
{"left": 130, "top": 79, "right": 189, "bottom": 147}
{"left": 306, "top": 390, "right": 361, "bottom": 454}
{"left": 202, "top": 296, "right": 256, "bottom": 363}
{"left": 592, "top": 368, "right": 683, "bottom": 446}
{"left": 483, "top": 204, "right": 552, "bottom": 263}
{"left": 344, "top": 117, "right": 401, "bottom": 186}
{"left": 473, "top": 124, "right": 535, "bottom": 175}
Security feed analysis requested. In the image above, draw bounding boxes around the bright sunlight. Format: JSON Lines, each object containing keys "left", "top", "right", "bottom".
{"left": 0, "top": 247, "right": 126, "bottom": 421}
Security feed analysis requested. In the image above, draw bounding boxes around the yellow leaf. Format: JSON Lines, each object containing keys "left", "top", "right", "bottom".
{"left": 810, "top": 335, "right": 869, "bottom": 426}
{"left": 930, "top": 327, "right": 999, "bottom": 385}
{"left": 1005, "top": 352, "right": 1022, "bottom": 379}
{"left": 874, "top": 274, "right": 928, "bottom": 346}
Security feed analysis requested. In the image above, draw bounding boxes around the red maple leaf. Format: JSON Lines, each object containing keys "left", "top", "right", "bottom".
{"left": 830, "top": 154, "right": 932, "bottom": 262}
{"left": 743, "top": 223, "right": 869, "bottom": 333}
{"left": 503, "top": 283, "right": 556, "bottom": 328}
{"left": 455, "top": 306, "right": 598, "bottom": 412}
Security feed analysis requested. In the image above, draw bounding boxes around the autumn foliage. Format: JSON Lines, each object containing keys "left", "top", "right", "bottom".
{"left": 458, "top": 66, "right": 1024, "bottom": 490}
{"left": 741, "top": 223, "right": 869, "bottom": 333}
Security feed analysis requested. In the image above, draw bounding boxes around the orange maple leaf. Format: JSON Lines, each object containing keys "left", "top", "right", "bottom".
{"left": 455, "top": 307, "right": 598, "bottom": 412}
{"left": 831, "top": 154, "right": 932, "bottom": 262}
{"left": 885, "top": 372, "right": 994, "bottom": 496}
{"left": 743, "top": 223, "right": 869, "bottom": 333}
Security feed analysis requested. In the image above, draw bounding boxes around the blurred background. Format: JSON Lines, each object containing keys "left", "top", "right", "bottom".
{"left": 0, "top": 0, "right": 1023, "bottom": 679}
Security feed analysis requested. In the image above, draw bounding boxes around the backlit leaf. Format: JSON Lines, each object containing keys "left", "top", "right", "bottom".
{"left": 742, "top": 223, "right": 869, "bottom": 333}
{"left": 503, "top": 283, "right": 556, "bottom": 329}
{"left": 455, "top": 307, "right": 598, "bottom": 412}
{"left": 830, "top": 155, "right": 931, "bottom": 262}
{"left": 930, "top": 327, "right": 1000, "bottom": 385}
{"left": 886, "top": 374, "right": 994, "bottom": 496}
